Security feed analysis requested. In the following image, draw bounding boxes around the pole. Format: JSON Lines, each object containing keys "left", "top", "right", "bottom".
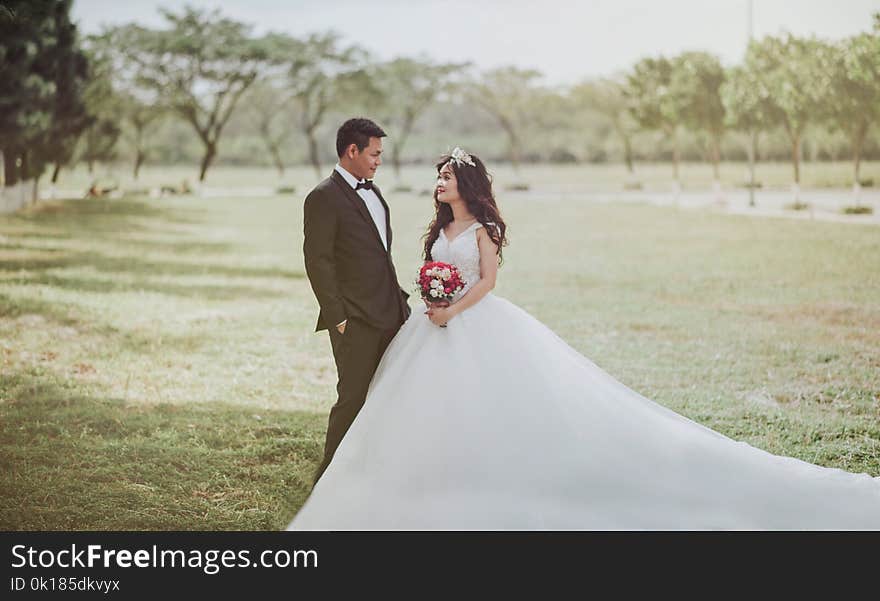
{"left": 747, "top": 0, "right": 757, "bottom": 207}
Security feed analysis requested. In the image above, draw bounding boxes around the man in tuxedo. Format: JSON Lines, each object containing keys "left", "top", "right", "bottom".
{"left": 303, "top": 118, "right": 411, "bottom": 484}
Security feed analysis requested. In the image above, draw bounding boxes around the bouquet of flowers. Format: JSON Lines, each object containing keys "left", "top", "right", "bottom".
{"left": 416, "top": 261, "right": 466, "bottom": 307}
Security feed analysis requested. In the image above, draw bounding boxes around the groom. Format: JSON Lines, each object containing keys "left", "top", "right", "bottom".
{"left": 303, "top": 117, "right": 411, "bottom": 484}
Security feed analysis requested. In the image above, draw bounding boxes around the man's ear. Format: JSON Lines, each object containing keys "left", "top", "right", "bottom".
{"left": 346, "top": 143, "right": 359, "bottom": 159}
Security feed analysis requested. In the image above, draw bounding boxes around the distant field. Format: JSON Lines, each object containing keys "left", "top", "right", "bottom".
{"left": 46, "top": 160, "right": 880, "bottom": 196}
{"left": 1, "top": 183, "right": 878, "bottom": 529}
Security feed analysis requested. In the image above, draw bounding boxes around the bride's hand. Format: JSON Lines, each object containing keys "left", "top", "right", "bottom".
{"left": 427, "top": 305, "right": 455, "bottom": 327}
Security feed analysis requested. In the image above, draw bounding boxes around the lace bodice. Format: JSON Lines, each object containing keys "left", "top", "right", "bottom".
{"left": 429, "top": 221, "right": 485, "bottom": 299}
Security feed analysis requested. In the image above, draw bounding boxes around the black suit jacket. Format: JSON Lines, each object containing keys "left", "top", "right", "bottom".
{"left": 303, "top": 170, "right": 411, "bottom": 332}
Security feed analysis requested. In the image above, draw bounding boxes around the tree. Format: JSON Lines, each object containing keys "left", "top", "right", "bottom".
{"left": 121, "top": 93, "right": 164, "bottom": 180}
{"left": 467, "top": 66, "right": 542, "bottom": 173}
{"left": 374, "top": 57, "right": 465, "bottom": 179}
{"left": 671, "top": 52, "right": 726, "bottom": 184}
{"left": 1, "top": 1, "right": 50, "bottom": 187}
{"left": 818, "top": 33, "right": 880, "bottom": 195}
{"left": 233, "top": 32, "right": 305, "bottom": 178}
{"left": 570, "top": 77, "right": 639, "bottom": 174}
{"left": 41, "top": 0, "right": 92, "bottom": 185}
{"left": 86, "top": 29, "right": 164, "bottom": 180}
{"left": 0, "top": 0, "right": 90, "bottom": 195}
{"left": 62, "top": 41, "right": 122, "bottom": 178}
{"left": 285, "top": 32, "right": 368, "bottom": 178}
{"left": 626, "top": 56, "right": 684, "bottom": 186}
{"left": 722, "top": 61, "right": 784, "bottom": 205}
{"left": 748, "top": 34, "right": 825, "bottom": 197}
{"left": 242, "top": 79, "right": 295, "bottom": 176}
{"left": 121, "top": 7, "right": 268, "bottom": 182}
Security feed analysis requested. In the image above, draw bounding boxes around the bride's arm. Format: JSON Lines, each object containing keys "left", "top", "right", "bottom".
{"left": 427, "top": 227, "right": 498, "bottom": 326}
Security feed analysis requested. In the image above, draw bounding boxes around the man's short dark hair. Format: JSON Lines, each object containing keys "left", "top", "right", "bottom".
{"left": 336, "top": 118, "right": 386, "bottom": 158}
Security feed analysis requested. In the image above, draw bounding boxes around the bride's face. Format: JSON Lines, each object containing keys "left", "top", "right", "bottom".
{"left": 435, "top": 162, "right": 460, "bottom": 204}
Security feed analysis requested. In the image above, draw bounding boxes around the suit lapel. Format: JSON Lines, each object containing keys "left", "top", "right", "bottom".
{"left": 372, "top": 184, "right": 392, "bottom": 250}
{"left": 330, "top": 171, "right": 388, "bottom": 253}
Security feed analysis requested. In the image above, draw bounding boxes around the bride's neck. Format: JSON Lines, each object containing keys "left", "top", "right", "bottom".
{"left": 449, "top": 201, "right": 475, "bottom": 223}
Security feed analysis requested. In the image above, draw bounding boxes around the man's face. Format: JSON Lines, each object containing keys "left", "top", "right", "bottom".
{"left": 349, "top": 137, "right": 383, "bottom": 180}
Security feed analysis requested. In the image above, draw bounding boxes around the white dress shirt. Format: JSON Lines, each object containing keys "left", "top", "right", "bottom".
{"left": 333, "top": 164, "right": 388, "bottom": 330}
{"left": 334, "top": 164, "right": 388, "bottom": 251}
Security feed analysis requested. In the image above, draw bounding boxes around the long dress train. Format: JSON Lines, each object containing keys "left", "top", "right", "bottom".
{"left": 288, "top": 221, "right": 880, "bottom": 530}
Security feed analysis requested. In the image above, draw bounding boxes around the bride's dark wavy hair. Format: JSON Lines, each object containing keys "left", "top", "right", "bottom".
{"left": 422, "top": 151, "right": 508, "bottom": 264}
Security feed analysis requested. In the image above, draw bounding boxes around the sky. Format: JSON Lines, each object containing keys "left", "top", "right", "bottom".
{"left": 71, "top": 0, "right": 880, "bottom": 86}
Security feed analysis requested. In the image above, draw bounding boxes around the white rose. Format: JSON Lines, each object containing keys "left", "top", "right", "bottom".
{"left": 429, "top": 288, "right": 439, "bottom": 297}
{"left": 441, "top": 269, "right": 451, "bottom": 279}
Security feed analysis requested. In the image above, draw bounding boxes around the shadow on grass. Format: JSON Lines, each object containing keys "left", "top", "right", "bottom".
{"left": 0, "top": 291, "right": 220, "bottom": 360}
{"left": 0, "top": 245, "right": 304, "bottom": 280}
{"left": 0, "top": 292, "right": 80, "bottom": 325}
{"left": 1, "top": 195, "right": 304, "bottom": 302}
{"left": 5, "top": 272, "right": 289, "bottom": 301}
{"left": 13, "top": 197, "right": 205, "bottom": 227}
{"left": 4, "top": 198, "right": 229, "bottom": 260}
{"left": 3, "top": 197, "right": 229, "bottom": 255}
{"left": 0, "top": 368, "right": 324, "bottom": 531}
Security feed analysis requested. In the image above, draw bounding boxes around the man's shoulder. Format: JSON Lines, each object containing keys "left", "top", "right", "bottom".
{"left": 311, "top": 175, "right": 337, "bottom": 195}
{"left": 305, "top": 175, "right": 342, "bottom": 204}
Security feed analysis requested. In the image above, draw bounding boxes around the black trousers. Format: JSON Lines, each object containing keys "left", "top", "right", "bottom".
{"left": 313, "top": 317, "right": 399, "bottom": 484}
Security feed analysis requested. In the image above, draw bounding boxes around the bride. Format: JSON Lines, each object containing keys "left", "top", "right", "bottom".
{"left": 287, "top": 148, "right": 880, "bottom": 530}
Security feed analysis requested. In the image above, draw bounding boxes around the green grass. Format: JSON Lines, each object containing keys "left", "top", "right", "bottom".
{"left": 1, "top": 177, "right": 879, "bottom": 530}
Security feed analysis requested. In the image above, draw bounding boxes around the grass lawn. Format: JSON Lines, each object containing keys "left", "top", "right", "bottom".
{"left": 1, "top": 179, "right": 878, "bottom": 529}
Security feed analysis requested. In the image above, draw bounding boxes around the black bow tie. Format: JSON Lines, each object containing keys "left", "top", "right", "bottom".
{"left": 355, "top": 180, "right": 373, "bottom": 191}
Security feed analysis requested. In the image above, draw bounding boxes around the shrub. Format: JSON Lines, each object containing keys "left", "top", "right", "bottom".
{"left": 842, "top": 206, "right": 873, "bottom": 215}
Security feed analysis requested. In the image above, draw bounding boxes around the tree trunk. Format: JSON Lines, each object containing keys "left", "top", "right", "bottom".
{"left": 87, "top": 160, "right": 94, "bottom": 175}
{"left": 790, "top": 130, "right": 802, "bottom": 205}
{"left": 665, "top": 128, "right": 681, "bottom": 202}
{"left": 852, "top": 122, "right": 867, "bottom": 184}
{"left": 394, "top": 117, "right": 415, "bottom": 181}
{"left": 852, "top": 121, "right": 867, "bottom": 207}
{"left": 622, "top": 134, "right": 634, "bottom": 174}
{"left": 710, "top": 134, "right": 723, "bottom": 204}
{"left": 31, "top": 175, "right": 40, "bottom": 205}
{"left": 710, "top": 135, "right": 721, "bottom": 182}
{"left": 20, "top": 151, "right": 31, "bottom": 181}
{"left": 503, "top": 126, "right": 520, "bottom": 174}
{"left": 133, "top": 149, "right": 145, "bottom": 181}
{"left": 198, "top": 141, "right": 216, "bottom": 183}
{"left": 493, "top": 112, "right": 521, "bottom": 174}
{"left": 306, "top": 129, "right": 321, "bottom": 179}
{"left": 269, "top": 142, "right": 284, "bottom": 177}
{"left": 508, "top": 134, "right": 521, "bottom": 174}
{"left": 258, "top": 121, "right": 285, "bottom": 177}
{"left": 392, "top": 143, "right": 402, "bottom": 180}
{"left": 3, "top": 149, "right": 19, "bottom": 187}
{"left": 671, "top": 138, "right": 680, "bottom": 183}
{"left": 51, "top": 162, "right": 62, "bottom": 184}
{"left": 747, "top": 130, "right": 757, "bottom": 207}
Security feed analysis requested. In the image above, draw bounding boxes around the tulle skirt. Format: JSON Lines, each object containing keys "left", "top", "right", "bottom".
{"left": 287, "top": 294, "right": 880, "bottom": 530}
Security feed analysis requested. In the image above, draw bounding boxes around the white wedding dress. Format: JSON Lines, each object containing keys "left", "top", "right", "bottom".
{"left": 288, "top": 221, "right": 880, "bottom": 530}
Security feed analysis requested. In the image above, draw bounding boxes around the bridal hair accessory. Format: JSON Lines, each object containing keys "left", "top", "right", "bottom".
{"left": 448, "top": 147, "right": 476, "bottom": 168}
